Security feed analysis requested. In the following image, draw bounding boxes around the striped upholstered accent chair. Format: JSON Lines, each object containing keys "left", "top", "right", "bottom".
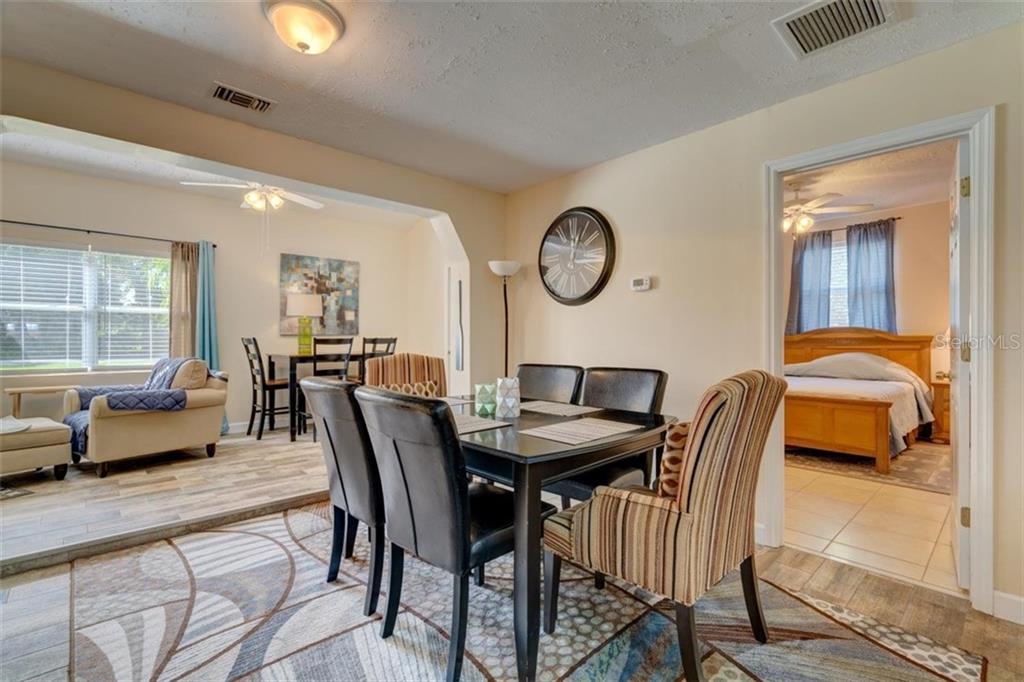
{"left": 364, "top": 352, "right": 448, "bottom": 398}
{"left": 542, "top": 370, "right": 786, "bottom": 681}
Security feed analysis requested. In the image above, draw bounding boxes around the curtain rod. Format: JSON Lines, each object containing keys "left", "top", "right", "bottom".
{"left": 810, "top": 216, "right": 902, "bottom": 234}
{"left": 0, "top": 218, "right": 217, "bottom": 248}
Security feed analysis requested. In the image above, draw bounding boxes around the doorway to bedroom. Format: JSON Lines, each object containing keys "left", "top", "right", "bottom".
{"left": 777, "top": 138, "right": 966, "bottom": 594}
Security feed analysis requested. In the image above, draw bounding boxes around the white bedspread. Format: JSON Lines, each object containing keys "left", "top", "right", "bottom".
{"left": 785, "top": 377, "right": 922, "bottom": 442}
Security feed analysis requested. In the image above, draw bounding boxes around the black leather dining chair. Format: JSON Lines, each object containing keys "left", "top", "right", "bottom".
{"left": 301, "top": 377, "right": 386, "bottom": 617}
{"left": 516, "top": 363, "right": 583, "bottom": 403}
{"left": 354, "top": 386, "right": 555, "bottom": 682}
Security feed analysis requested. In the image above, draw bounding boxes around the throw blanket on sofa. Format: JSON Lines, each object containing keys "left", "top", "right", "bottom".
{"left": 64, "top": 410, "right": 91, "bottom": 456}
{"left": 65, "top": 357, "right": 198, "bottom": 455}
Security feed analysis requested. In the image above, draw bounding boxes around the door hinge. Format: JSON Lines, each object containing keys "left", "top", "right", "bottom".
{"left": 961, "top": 344, "right": 971, "bottom": 363}
{"left": 960, "top": 506, "right": 971, "bottom": 528}
{"left": 960, "top": 176, "right": 971, "bottom": 197}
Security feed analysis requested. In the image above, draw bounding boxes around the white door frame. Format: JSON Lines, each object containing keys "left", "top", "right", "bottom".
{"left": 760, "top": 107, "right": 996, "bottom": 614}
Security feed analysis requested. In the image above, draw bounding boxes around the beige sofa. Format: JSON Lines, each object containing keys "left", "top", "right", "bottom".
{"left": 0, "top": 417, "right": 72, "bottom": 480}
{"left": 63, "top": 369, "right": 228, "bottom": 477}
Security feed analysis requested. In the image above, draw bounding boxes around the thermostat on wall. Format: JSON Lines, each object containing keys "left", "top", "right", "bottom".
{"left": 630, "top": 276, "right": 651, "bottom": 292}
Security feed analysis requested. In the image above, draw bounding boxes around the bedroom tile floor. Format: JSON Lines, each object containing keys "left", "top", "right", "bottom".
{"left": 783, "top": 466, "right": 961, "bottom": 594}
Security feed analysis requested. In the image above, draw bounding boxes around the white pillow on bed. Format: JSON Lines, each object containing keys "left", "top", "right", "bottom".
{"left": 786, "top": 352, "right": 897, "bottom": 379}
{"left": 785, "top": 352, "right": 933, "bottom": 412}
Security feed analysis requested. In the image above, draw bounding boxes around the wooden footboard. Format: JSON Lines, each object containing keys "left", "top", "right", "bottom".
{"left": 784, "top": 395, "right": 891, "bottom": 474}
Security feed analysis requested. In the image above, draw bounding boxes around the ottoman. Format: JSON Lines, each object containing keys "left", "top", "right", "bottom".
{"left": 0, "top": 417, "right": 72, "bottom": 480}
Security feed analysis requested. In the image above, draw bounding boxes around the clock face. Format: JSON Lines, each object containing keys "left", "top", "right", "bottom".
{"left": 538, "top": 207, "right": 615, "bottom": 305}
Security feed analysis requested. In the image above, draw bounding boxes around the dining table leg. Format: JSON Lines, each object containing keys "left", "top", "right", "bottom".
{"left": 513, "top": 463, "right": 542, "bottom": 681}
{"left": 288, "top": 359, "right": 298, "bottom": 442}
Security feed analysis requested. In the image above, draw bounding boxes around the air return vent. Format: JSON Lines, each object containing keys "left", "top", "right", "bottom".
{"left": 211, "top": 82, "right": 276, "bottom": 113}
{"left": 773, "top": 0, "right": 899, "bottom": 59}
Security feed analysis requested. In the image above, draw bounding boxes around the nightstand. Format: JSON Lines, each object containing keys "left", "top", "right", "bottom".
{"left": 931, "top": 381, "right": 950, "bottom": 443}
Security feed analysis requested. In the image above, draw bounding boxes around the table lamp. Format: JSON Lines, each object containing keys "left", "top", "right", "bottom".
{"left": 488, "top": 260, "right": 522, "bottom": 377}
{"left": 287, "top": 293, "right": 323, "bottom": 356}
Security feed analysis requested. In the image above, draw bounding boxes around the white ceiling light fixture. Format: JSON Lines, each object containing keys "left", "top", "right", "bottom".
{"left": 263, "top": 0, "right": 344, "bottom": 55}
{"left": 782, "top": 184, "right": 874, "bottom": 235}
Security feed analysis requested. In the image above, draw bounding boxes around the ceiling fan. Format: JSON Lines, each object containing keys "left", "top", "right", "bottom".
{"left": 179, "top": 181, "right": 324, "bottom": 211}
{"left": 783, "top": 186, "right": 874, "bottom": 234}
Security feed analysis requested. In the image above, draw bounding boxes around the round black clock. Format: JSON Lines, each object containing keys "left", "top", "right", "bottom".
{"left": 538, "top": 207, "right": 615, "bottom": 305}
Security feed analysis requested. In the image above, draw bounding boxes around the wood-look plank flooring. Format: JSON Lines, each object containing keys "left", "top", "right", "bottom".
{"left": 0, "top": 431, "right": 327, "bottom": 575}
{"left": 757, "top": 545, "right": 1024, "bottom": 680}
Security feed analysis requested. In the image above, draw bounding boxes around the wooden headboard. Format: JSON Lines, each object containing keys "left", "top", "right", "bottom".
{"left": 784, "top": 327, "right": 934, "bottom": 383}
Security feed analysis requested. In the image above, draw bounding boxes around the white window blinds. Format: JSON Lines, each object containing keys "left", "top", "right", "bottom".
{"left": 0, "top": 243, "right": 170, "bottom": 373}
{"left": 829, "top": 230, "right": 850, "bottom": 327}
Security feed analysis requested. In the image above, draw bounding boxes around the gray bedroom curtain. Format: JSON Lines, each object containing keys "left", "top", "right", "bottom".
{"left": 169, "top": 241, "right": 199, "bottom": 357}
{"left": 848, "top": 219, "right": 897, "bottom": 333}
{"left": 785, "top": 230, "right": 832, "bottom": 334}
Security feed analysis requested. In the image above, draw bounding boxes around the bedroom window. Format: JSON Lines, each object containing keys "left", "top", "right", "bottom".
{"left": 0, "top": 243, "right": 170, "bottom": 373}
{"left": 829, "top": 229, "right": 850, "bottom": 327}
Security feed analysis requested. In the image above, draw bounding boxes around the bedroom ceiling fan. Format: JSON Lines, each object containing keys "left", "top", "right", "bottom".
{"left": 179, "top": 181, "right": 325, "bottom": 211}
{"left": 783, "top": 185, "right": 874, "bottom": 234}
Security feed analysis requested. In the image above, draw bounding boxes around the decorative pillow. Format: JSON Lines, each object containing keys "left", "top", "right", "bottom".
{"left": 386, "top": 381, "right": 439, "bottom": 398}
{"left": 657, "top": 421, "right": 690, "bottom": 499}
{"left": 170, "top": 359, "right": 209, "bottom": 390}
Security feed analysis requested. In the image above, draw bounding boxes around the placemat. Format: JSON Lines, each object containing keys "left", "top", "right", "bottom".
{"left": 519, "top": 401, "right": 603, "bottom": 417}
{"left": 455, "top": 414, "right": 511, "bottom": 434}
{"left": 519, "top": 417, "right": 641, "bottom": 445}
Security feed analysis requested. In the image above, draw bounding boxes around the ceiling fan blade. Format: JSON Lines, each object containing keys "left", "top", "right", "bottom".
{"left": 180, "top": 181, "right": 251, "bottom": 188}
{"left": 801, "top": 193, "right": 843, "bottom": 210}
{"left": 278, "top": 190, "right": 324, "bottom": 210}
{"left": 809, "top": 205, "right": 876, "bottom": 214}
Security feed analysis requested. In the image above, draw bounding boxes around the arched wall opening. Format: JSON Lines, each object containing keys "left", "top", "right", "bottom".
{"left": 0, "top": 116, "right": 473, "bottom": 421}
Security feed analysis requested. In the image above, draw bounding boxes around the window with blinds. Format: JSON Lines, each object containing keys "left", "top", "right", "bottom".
{"left": 0, "top": 243, "right": 170, "bottom": 373}
{"left": 829, "top": 229, "right": 850, "bottom": 327}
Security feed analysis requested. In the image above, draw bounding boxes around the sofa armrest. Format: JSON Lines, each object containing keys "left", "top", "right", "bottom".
{"left": 186, "top": 388, "right": 228, "bottom": 409}
{"left": 63, "top": 389, "right": 81, "bottom": 416}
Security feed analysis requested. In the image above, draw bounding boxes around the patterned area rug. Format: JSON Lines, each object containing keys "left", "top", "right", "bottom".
{"left": 70, "top": 502, "right": 984, "bottom": 681}
{"left": 786, "top": 440, "right": 952, "bottom": 493}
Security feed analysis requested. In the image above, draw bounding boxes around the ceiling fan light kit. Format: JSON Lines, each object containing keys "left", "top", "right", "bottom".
{"left": 782, "top": 185, "right": 875, "bottom": 236}
{"left": 263, "top": 0, "right": 344, "bottom": 55}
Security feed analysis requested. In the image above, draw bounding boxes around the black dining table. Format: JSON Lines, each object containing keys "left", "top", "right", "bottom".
{"left": 269, "top": 352, "right": 382, "bottom": 441}
{"left": 449, "top": 399, "right": 674, "bottom": 681}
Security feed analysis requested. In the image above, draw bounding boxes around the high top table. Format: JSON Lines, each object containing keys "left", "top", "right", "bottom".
{"left": 451, "top": 400, "right": 673, "bottom": 681}
{"left": 269, "top": 352, "right": 383, "bottom": 441}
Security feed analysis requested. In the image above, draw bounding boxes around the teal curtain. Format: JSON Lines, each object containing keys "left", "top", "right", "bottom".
{"left": 196, "top": 240, "right": 228, "bottom": 434}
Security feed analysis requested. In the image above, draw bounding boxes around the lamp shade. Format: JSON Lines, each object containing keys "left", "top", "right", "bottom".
{"left": 488, "top": 260, "right": 522, "bottom": 277}
{"left": 286, "top": 293, "right": 323, "bottom": 317}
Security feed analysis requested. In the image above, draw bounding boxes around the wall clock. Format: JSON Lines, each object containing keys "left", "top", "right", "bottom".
{"left": 538, "top": 206, "right": 616, "bottom": 305}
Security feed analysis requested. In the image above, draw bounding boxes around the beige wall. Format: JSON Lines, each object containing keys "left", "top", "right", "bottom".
{"left": 0, "top": 57, "right": 507, "bottom": 386}
{"left": 0, "top": 161, "right": 448, "bottom": 424}
{"left": 782, "top": 201, "right": 951, "bottom": 337}
{"left": 506, "top": 24, "right": 1022, "bottom": 597}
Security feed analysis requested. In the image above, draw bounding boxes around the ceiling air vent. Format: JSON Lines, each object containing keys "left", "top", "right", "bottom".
{"left": 211, "top": 82, "right": 276, "bottom": 113}
{"left": 773, "top": 0, "right": 899, "bottom": 59}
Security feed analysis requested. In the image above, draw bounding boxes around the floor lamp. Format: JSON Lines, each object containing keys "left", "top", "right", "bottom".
{"left": 488, "top": 260, "right": 521, "bottom": 377}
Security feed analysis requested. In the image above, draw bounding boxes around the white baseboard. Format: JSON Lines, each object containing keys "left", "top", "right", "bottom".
{"left": 993, "top": 590, "right": 1024, "bottom": 624}
{"left": 755, "top": 522, "right": 780, "bottom": 548}
{"left": 227, "top": 421, "right": 250, "bottom": 435}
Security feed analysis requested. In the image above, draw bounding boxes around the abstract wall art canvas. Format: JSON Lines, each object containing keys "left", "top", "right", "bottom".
{"left": 279, "top": 253, "right": 359, "bottom": 336}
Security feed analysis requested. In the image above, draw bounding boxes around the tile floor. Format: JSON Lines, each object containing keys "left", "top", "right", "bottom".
{"left": 784, "top": 465, "right": 961, "bottom": 593}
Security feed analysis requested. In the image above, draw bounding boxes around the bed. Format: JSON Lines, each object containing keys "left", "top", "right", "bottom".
{"left": 783, "top": 328, "right": 935, "bottom": 474}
